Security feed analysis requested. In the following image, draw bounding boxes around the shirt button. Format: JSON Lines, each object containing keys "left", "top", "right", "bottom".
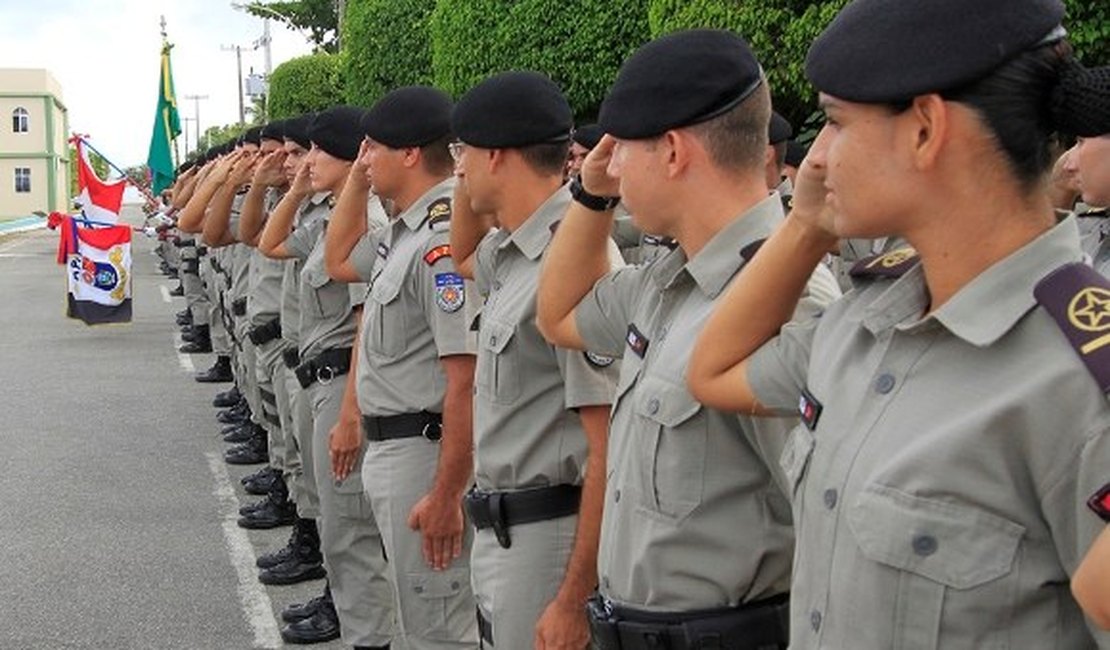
{"left": 489, "top": 335, "right": 498, "bottom": 347}
{"left": 810, "top": 610, "right": 822, "bottom": 632}
{"left": 913, "top": 534, "right": 938, "bottom": 557}
{"left": 602, "top": 576, "right": 610, "bottom": 590}
{"left": 875, "top": 373, "right": 896, "bottom": 394}
{"left": 647, "top": 398, "right": 660, "bottom": 415}
{"left": 614, "top": 489, "right": 621, "bottom": 503}
{"left": 823, "top": 489, "right": 838, "bottom": 510}
{"left": 493, "top": 281, "right": 502, "bottom": 291}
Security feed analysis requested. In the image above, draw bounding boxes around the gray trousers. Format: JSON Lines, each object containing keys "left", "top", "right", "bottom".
{"left": 285, "top": 362, "right": 319, "bottom": 518}
{"left": 180, "top": 248, "right": 209, "bottom": 323}
{"left": 471, "top": 514, "right": 577, "bottom": 648}
{"left": 362, "top": 438, "right": 478, "bottom": 649}
{"left": 255, "top": 336, "right": 288, "bottom": 471}
{"left": 202, "top": 256, "right": 231, "bottom": 355}
{"left": 308, "top": 377, "right": 395, "bottom": 648}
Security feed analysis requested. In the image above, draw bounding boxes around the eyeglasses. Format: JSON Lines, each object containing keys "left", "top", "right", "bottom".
{"left": 448, "top": 141, "right": 467, "bottom": 163}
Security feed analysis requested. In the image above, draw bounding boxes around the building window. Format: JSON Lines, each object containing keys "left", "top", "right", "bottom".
{"left": 15, "top": 168, "right": 31, "bottom": 193}
{"left": 12, "top": 107, "right": 29, "bottom": 133}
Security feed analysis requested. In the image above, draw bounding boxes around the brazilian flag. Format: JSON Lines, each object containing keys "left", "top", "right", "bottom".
{"left": 146, "top": 42, "right": 181, "bottom": 195}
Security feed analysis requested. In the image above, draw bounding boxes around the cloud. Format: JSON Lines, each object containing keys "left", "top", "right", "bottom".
{"left": 0, "top": 0, "right": 315, "bottom": 168}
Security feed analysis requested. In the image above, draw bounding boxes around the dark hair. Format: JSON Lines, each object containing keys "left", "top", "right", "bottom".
{"left": 687, "top": 82, "right": 771, "bottom": 173}
{"left": 419, "top": 135, "right": 454, "bottom": 176}
{"left": 518, "top": 140, "right": 572, "bottom": 176}
{"left": 939, "top": 41, "right": 1073, "bottom": 189}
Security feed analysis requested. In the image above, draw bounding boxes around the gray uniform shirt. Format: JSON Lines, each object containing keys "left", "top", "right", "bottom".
{"left": 227, "top": 193, "right": 251, "bottom": 304}
{"left": 281, "top": 192, "right": 332, "bottom": 346}
{"left": 247, "top": 188, "right": 286, "bottom": 327}
{"left": 357, "top": 178, "right": 474, "bottom": 417}
{"left": 474, "top": 187, "right": 619, "bottom": 491}
{"left": 574, "top": 195, "right": 823, "bottom": 611}
{"left": 747, "top": 217, "right": 1110, "bottom": 648}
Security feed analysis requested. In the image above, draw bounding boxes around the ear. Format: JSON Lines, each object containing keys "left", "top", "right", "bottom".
{"left": 488, "top": 148, "right": 505, "bottom": 175}
{"left": 663, "top": 130, "right": 694, "bottom": 179}
{"left": 402, "top": 146, "right": 421, "bottom": 170}
{"left": 907, "top": 94, "right": 948, "bottom": 171}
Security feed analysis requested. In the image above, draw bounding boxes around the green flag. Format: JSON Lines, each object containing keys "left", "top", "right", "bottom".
{"left": 146, "top": 42, "right": 181, "bottom": 195}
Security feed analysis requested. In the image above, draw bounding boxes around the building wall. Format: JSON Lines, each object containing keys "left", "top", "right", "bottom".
{"left": 0, "top": 68, "right": 69, "bottom": 219}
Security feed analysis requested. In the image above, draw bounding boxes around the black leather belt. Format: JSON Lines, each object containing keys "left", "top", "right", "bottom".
{"left": 175, "top": 239, "right": 196, "bottom": 248}
{"left": 231, "top": 297, "right": 247, "bottom": 317}
{"left": 248, "top": 317, "right": 282, "bottom": 346}
{"left": 477, "top": 608, "right": 493, "bottom": 646}
{"left": 197, "top": 245, "right": 208, "bottom": 256}
{"left": 282, "top": 347, "right": 300, "bottom": 370}
{"left": 587, "top": 593, "right": 789, "bottom": 650}
{"left": 361, "top": 412, "right": 442, "bottom": 442}
{"left": 294, "top": 347, "right": 353, "bottom": 389}
{"left": 464, "top": 484, "right": 581, "bottom": 549}
{"left": 181, "top": 259, "right": 200, "bottom": 275}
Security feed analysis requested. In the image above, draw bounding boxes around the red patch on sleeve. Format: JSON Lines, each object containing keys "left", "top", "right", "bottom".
{"left": 423, "top": 244, "right": 452, "bottom": 266}
{"left": 1090, "top": 483, "right": 1110, "bottom": 523}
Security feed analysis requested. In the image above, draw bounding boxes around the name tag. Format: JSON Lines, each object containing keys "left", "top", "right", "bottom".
{"left": 626, "top": 323, "right": 649, "bottom": 358}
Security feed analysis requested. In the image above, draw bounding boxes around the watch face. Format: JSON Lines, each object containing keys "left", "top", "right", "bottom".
{"left": 1090, "top": 483, "right": 1110, "bottom": 523}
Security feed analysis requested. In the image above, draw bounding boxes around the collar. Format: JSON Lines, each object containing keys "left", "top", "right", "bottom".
{"left": 309, "top": 191, "right": 331, "bottom": 207}
{"left": 497, "top": 185, "right": 572, "bottom": 261}
{"left": 399, "top": 178, "right": 457, "bottom": 231}
{"left": 650, "top": 194, "right": 783, "bottom": 297}
{"left": 862, "top": 217, "right": 1084, "bottom": 346}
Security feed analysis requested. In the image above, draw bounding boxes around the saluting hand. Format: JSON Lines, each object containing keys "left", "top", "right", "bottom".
{"left": 253, "top": 150, "right": 288, "bottom": 187}
{"left": 788, "top": 128, "right": 838, "bottom": 241}
{"left": 348, "top": 139, "right": 373, "bottom": 191}
{"left": 579, "top": 134, "right": 620, "bottom": 198}
{"left": 227, "top": 152, "right": 259, "bottom": 188}
{"left": 407, "top": 491, "right": 465, "bottom": 571}
{"left": 290, "top": 160, "right": 313, "bottom": 196}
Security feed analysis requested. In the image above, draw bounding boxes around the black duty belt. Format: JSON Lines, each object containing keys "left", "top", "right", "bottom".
{"left": 586, "top": 592, "right": 789, "bottom": 650}
{"left": 361, "top": 412, "right": 442, "bottom": 443}
{"left": 463, "top": 484, "right": 581, "bottom": 550}
{"left": 294, "top": 347, "right": 353, "bottom": 389}
{"left": 175, "top": 239, "right": 196, "bottom": 249}
{"left": 211, "top": 258, "right": 224, "bottom": 274}
{"left": 231, "top": 297, "right": 247, "bottom": 317}
{"left": 476, "top": 607, "right": 494, "bottom": 646}
{"left": 197, "top": 245, "right": 208, "bottom": 256}
{"left": 181, "top": 259, "right": 200, "bottom": 275}
{"left": 282, "top": 346, "right": 301, "bottom": 370}
{"left": 247, "top": 317, "right": 282, "bottom": 346}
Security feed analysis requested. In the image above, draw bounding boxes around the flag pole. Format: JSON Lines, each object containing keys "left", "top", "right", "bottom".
{"left": 161, "top": 15, "right": 180, "bottom": 170}
{"left": 70, "top": 135, "right": 157, "bottom": 205}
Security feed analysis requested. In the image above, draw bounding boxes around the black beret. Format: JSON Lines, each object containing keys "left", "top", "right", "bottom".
{"left": 452, "top": 71, "right": 572, "bottom": 148}
{"left": 784, "top": 140, "right": 807, "bottom": 167}
{"left": 361, "top": 85, "right": 453, "bottom": 148}
{"left": 261, "top": 120, "right": 285, "bottom": 143}
{"left": 769, "top": 112, "right": 793, "bottom": 145}
{"left": 283, "top": 114, "right": 313, "bottom": 150}
{"left": 807, "top": 0, "right": 1066, "bottom": 103}
{"left": 308, "top": 106, "right": 365, "bottom": 161}
{"left": 240, "top": 126, "right": 263, "bottom": 146}
{"left": 572, "top": 124, "right": 603, "bottom": 150}
{"left": 599, "top": 29, "right": 764, "bottom": 140}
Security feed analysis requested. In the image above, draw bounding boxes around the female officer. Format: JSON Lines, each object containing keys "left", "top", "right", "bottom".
{"left": 686, "top": 0, "right": 1110, "bottom": 647}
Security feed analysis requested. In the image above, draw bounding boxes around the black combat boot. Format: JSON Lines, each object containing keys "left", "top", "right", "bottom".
{"left": 281, "top": 588, "right": 341, "bottom": 644}
{"left": 179, "top": 325, "right": 213, "bottom": 354}
{"left": 237, "top": 475, "right": 295, "bottom": 529}
{"left": 212, "top": 386, "right": 241, "bottom": 408}
{"left": 217, "top": 400, "right": 250, "bottom": 425}
{"left": 195, "top": 355, "right": 233, "bottom": 382}
{"left": 223, "top": 421, "right": 258, "bottom": 445}
{"left": 281, "top": 584, "right": 330, "bottom": 623}
{"left": 242, "top": 464, "right": 281, "bottom": 495}
{"left": 224, "top": 430, "right": 268, "bottom": 465}
{"left": 259, "top": 518, "right": 326, "bottom": 585}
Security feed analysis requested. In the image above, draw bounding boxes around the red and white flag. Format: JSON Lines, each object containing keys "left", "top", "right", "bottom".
{"left": 71, "top": 137, "right": 125, "bottom": 224}
{"left": 58, "top": 216, "right": 132, "bottom": 325}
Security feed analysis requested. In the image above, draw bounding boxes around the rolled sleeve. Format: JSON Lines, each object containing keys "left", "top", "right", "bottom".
{"left": 285, "top": 218, "right": 323, "bottom": 261}
{"left": 419, "top": 236, "right": 475, "bottom": 358}
{"left": 349, "top": 233, "right": 378, "bottom": 282}
{"left": 556, "top": 346, "right": 618, "bottom": 409}
{"left": 746, "top": 316, "right": 819, "bottom": 415}
{"left": 574, "top": 265, "right": 647, "bottom": 357}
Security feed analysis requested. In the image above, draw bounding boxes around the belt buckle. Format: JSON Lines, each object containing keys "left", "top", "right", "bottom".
{"left": 316, "top": 365, "right": 335, "bottom": 385}
{"left": 421, "top": 419, "right": 442, "bottom": 442}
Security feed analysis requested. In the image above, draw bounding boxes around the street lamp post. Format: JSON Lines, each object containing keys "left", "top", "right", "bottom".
{"left": 184, "top": 94, "right": 209, "bottom": 151}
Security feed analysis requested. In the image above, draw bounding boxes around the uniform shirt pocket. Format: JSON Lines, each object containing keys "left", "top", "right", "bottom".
{"left": 635, "top": 377, "right": 706, "bottom": 522}
{"left": 476, "top": 320, "right": 520, "bottom": 405}
{"left": 367, "top": 276, "right": 405, "bottom": 358}
{"left": 780, "top": 423, "right": 816, "bottom": 500}
{"left": 303, "top": 266, "right": 346, "bottom": 320}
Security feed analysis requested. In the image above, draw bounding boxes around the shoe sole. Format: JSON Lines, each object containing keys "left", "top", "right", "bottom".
{"left": 280, "top": 630, "right": 341, "bottom": 645}
{"left": 237, "top": 517, "right": 296, "bottom": 530}
{"left": 225, "top": 456, "right": 268, "bottom": 466}
{"left": 258, "top": 565, "right": 327, "bottom": 586}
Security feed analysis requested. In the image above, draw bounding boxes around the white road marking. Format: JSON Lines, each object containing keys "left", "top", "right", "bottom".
{"left": 205, "top": 452, "right": 283, "bottom": 649}
{"left": 173, "top": 334, "right": 196, "bottom": 373}
{"left": 160, "top": 285, "right": 173, "bottom": 303}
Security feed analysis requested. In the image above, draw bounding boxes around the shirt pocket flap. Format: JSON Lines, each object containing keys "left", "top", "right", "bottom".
{"left": 780, "top": 423, "right": 815, "bottom": 494}
{"left": 848, "top": 484, "right": 1024, "bottom": 589}
{"left": 409, "top": 567, "right": 469, "bottom": 599}
{"left": 481, "top": 320, "right": 515, "bottom": 355}
{"left": 370, "top": 274, "right": 403, "bottom": 305}
{"left": 635, "top": 377, "right": 701, "bottom": 427}
{"left": 304, "top": 265, "right": 331, "bottom": 290}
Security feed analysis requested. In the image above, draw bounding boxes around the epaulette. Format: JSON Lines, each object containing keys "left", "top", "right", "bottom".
{"left": 849, "top": 247, "right": 919, "bottom": 279}
{"left": 427, "top": 198, "right": 451, "bottom": 230}
{"left": 424, "top": 244, "right": 452, "bottom": 266}
{"left": 1034, "top": 262, "right": 1110, "bottom": 393}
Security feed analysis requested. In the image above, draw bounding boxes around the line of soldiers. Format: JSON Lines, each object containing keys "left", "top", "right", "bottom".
{"left": 144, "top": 0, "right": 1110, "bottom": 647}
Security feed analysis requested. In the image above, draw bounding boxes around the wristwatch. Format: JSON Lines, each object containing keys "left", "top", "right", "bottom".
{"left": 1090, "top": 483, "right": 1110, "bottom": 523}
{"left": 570, "top": 176, "right": 621, "bottom": 212}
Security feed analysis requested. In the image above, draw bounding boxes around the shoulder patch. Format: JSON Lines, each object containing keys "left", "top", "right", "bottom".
{"left": 434, "top": 272, "right": 465, "bottom": 313}
{"left": 427, "top": 198, "right": 452, "bottom": 229}
{"left": 583, "top": 351, "right": 615, "bottom": 368}
{"left": 849, "top": 247, "right": 919, "bottom": 279}
{"left": 424, "top": 244, "right": 452, "bottom": 266}
{"left": 1089, "top": 483, "right": 1110, "bottom": 522}
{"left": 1034, "top": 262, "right": 1110, "bottom": 393}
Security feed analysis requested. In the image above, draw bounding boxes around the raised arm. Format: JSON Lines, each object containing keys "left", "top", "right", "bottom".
{"left": 536, "top": 136, "right": 620, "bottom": 350}
{"left": 447, "top": 180, "right": 491, "bottom": 280}
{"left": 325, "top": 142, "right": 372, "bottom": 282}
{"left": 202, "top": 153, "right": 257, "bottom": 248}
{"left": 238, "top": 150, "right": 287, "bottom": 247}
{"left": 177, "top": 153, "right": 238, "bottom": 233}
{"left": 258, "top": 162, "right": 312, "bottom": 260}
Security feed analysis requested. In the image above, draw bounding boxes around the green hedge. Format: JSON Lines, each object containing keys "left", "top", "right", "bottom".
{"left": 268, "top": 53, "right": 345, "bottom": 119}
{"left": 343, "top": 0, "right": 436, "bottom": 107}
{"left": 1067, "top": 1, "right": 1110, "bottom": 67}
{"left": 430, "top": 0, "right": 650, "bottom": 120}
{"left": 648, "top": 0, "right": 848, "bottom": 128}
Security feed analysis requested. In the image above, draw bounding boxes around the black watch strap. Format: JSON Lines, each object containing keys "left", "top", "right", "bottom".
{"left": 570, "top": 176, "right": 620, "bottom": 212}
{"left": 1090, "top": 483, "right": 1110, "bottom": 523}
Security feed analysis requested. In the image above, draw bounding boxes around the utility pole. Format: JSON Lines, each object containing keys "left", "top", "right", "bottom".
{"left": 181, "top": 116, "right": 197, "bottom": 156}
{"left": 184, "top": 94, "right": 209, "bottom": 151}
{"left": 222, "top": 45, "right": 246, "bottom": 124}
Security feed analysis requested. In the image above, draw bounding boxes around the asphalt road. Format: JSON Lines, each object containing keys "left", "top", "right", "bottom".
{"left": 0, "top": 228, "right": 346, "bottom": 649}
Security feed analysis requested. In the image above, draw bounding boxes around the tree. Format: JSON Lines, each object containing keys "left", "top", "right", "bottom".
{"left": 267, "top": 53, "right": 345, "bottom": 119}
{"left": 244, "top": 0, "right": 340, "bottom": 53}
{"left": 1067, "top": 1, "right": 1110, "bottom": 67}
{"left": 198, "top": 123, "right": 251, "bottom": 152}
{"left": 343, "top": 0, "right": 436, "bottom": 107}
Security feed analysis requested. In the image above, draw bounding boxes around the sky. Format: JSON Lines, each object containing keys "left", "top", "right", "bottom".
{"left": 0, "top": 0, "right": 317, "bottom": 168}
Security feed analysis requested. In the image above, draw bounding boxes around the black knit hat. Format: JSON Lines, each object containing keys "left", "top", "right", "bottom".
{"left": 361, "top": 85, "right": 453, "bottom": 148}
{"left": 572, "top": 124, "right": 603, "bottom": 150}
{"left": 769, "top": 112, "right": 793, "bottom": 145}
{"left": 260, "top": 120, "right": 285, "bottom": 143}
{"left": 308, "top": 106, "right": 364, "bottom": 161}
{"left": 283, "top": 114, "right": 313, "bottom": 150}
{"left": 599, "top": 29, "right": 764, "bottom": 140}
{"left": 240, "top": 126, "right": 263, "bottom": 146}
{"left": 452, "top": 71, "right": 573, "bottom": 148}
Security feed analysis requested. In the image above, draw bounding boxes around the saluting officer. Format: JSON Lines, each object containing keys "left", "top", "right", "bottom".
{"left": 687, "top": 0, "right": 1110, "bottom": 646}
{"left": 537, "top": 31, "right": 837, "bottom": 649}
